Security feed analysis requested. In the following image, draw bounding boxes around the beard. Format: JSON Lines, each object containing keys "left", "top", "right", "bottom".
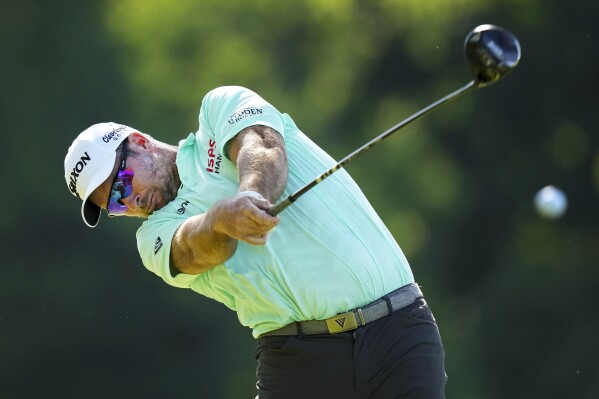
{"left": 152, "top": 151, "right": 180, "bottom": 205}
{"left": 137, "top": 150, "right": 180, "bottom": 214}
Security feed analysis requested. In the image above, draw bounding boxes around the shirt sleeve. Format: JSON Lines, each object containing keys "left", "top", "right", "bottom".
{"left": 199, "top": 86, "right": 286, "bottom": 156}
{"left": 136, "top": 215, "right": 199, "bottom": 289}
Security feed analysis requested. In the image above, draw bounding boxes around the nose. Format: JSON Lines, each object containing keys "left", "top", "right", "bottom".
{"left": 120, "top": 193, "right": 142, "bottom": 211}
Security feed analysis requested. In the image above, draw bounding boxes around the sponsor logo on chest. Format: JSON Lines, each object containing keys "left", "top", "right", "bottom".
{"left": 206, "top": 138, "right": 222, "bottom": 174}
{"left": 177, "top": 200, "right": 190, "bottom": 215}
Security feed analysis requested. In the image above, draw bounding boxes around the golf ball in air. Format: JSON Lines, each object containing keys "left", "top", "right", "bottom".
{"left": 534, "top": 186, "right": 568, "bottom": 219}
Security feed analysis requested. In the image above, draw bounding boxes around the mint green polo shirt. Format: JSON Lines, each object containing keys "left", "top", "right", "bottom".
{"left": 137, "top": 86, "right": 414, "bottom": 337}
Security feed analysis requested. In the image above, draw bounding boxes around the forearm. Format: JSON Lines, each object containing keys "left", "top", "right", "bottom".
{"left": 233, "top": 126, "right": 288, "bottom": 202}
{"left": 170, "top": 202, "right": 238, "bottom": 275}
{"left": 170, "top": 193, "right": 279, "bottom": 275}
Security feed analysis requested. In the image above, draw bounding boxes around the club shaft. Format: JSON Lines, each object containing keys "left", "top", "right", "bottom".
{"left": 267, "top": 80, "right": 478, "bottom": 216}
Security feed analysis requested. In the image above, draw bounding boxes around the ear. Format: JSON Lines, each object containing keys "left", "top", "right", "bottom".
{"left": 127, "top": 132, "right": 155, "bottom": 153}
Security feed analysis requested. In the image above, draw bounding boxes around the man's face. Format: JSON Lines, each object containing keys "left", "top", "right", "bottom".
{"left": 89, "top": 137, "right": 179, "bottom": 218}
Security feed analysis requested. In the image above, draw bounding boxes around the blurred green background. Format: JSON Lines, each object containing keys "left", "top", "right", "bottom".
{"left": 2, "top": 0, "right": 598, "bottom": 398}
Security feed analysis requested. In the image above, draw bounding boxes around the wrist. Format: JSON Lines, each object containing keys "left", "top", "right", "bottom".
{"left": 207, "top": 200, "right": 231, "bottom": 236}
{"left": 237, "top": 190, "right": 265, "bottom": 200}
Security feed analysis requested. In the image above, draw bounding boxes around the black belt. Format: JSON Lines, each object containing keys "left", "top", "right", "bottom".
{"left": 260, "top": 283, "right": 423, "bottom": 337}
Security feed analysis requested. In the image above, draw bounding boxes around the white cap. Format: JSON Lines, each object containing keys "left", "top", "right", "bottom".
{"left": 64, "top": 122, "right": 137, "bottom": 227}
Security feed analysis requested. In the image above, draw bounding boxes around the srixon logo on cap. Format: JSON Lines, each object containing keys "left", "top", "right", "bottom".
{"left": 68, "top": 152, "right": 91, "bottom": 198}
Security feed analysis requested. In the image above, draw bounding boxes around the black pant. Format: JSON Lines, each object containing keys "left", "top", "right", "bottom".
{"left": 254, "top": 298, "right": 447, "bottom": 399}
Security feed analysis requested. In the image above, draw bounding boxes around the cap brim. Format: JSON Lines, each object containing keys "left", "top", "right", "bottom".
{"left": 80, "top": 152, "right": 117, "bottom": 228}
{"left": 83, "top": 201, "right": 101, "bottom": 228}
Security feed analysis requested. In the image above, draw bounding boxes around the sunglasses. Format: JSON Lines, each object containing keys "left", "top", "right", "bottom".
{"left": 107, "top": 143, "right": 134, "bottom": 217}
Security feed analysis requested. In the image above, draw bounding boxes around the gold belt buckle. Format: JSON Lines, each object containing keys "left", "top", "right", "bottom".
{"left": 325, "top": 311, "right": 358, "bottom": 334}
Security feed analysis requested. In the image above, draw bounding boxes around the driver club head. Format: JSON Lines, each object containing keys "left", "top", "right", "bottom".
{"left": 465, "top": 24, "right": 521, "bottom": 87}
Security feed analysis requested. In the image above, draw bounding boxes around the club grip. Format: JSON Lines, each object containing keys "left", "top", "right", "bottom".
{"left": 266, "top": 198, "right": 293, "bottom": 216}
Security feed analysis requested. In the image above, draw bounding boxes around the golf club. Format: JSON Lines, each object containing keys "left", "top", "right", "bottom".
{"left": 267, "top": 24, "right": 521, "bottom": 216}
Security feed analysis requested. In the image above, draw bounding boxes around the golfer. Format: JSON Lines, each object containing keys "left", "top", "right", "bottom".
{"left": 64, "top": 86, "right": 447, "bottom": 398}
